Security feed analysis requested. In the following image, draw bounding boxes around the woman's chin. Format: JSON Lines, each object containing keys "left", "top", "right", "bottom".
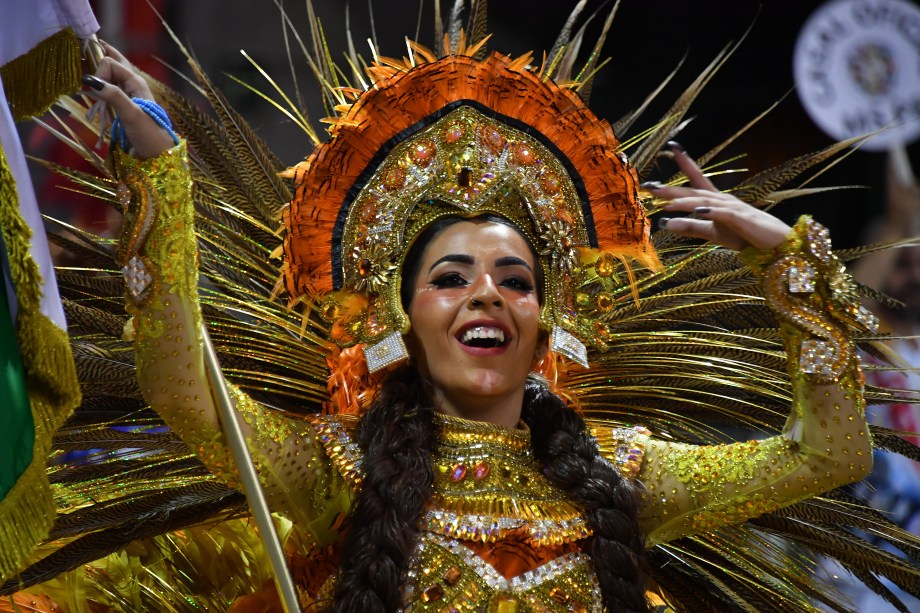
{"left": 433, "top": 369, "right": 528, "bottom": 422}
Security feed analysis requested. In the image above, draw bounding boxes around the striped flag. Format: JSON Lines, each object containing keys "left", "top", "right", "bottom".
{"left": 0, "top": 0, "right": 95, "bottom": 583}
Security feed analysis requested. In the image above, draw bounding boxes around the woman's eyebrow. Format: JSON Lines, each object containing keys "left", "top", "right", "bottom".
{"left": 428, "top": 254, "right": 474, "bottom": 272}
{"left": 495, "top": 256, "right": 532, "bottom": 271}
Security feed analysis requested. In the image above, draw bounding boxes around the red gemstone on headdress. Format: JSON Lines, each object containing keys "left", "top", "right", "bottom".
{"left": 540, "top": 171, "right": 560, "bottom": 194}
{"left": 512, "top": 142, "right": 535, "bottom": 166}
{"left": 484, "top": 127, "right": 504, "bottom": 151}
{"left": 444, "top": 565, "right": 462, "bottom": 585}
{"left": 450, "top": 464, "right": 467, "bottom": 482}
{"left": 357, "top": 258, "right": 373, "bottom": 276}
{"left": 550, "top": 587, "right": 570, "bottom": 604}
{"left": 444, "top": 123, "right": 464, "bottom": 143}
{"left": 473, "top": 461, "right": 490, "bottom": 480}
{"left": 382, "top": 166, "right": 406, "bottom": 190}
{"left": 421, "top": 584, "right": 444, "bottom": 602}
{"left": 411, "top": 140, "right": 436, "bottom": 167}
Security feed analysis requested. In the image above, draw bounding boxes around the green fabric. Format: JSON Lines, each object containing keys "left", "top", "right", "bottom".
{"left": 0, "top": 255, "right": 32, "bottom": 498}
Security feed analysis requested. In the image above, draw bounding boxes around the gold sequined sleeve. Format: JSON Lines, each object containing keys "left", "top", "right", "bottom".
{"left": 114, "top": 142, "right": 342, "bottom": 538}
{"left": 634, "top": 217, "right": 877, "bottom": 547}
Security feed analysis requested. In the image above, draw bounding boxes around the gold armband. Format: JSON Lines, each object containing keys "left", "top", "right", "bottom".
{"left": 113, "top": 142, "right": 194, "bottom": 309}
{"left": 740, "top": 216, "right": 878, "bottom": 383}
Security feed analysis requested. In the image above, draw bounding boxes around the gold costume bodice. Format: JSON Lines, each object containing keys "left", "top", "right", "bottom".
{"left": 114, "top": 142, "right": 873, "bottom": 611}
{"left": 312, "top": 412, "right": 646, "bottom": 611}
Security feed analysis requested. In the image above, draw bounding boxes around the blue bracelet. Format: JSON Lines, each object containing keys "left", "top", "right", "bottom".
{"left": 110, "top": 97, "right": 180, "bottom": 151}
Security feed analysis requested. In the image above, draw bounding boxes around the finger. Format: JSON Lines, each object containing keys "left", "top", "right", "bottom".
{"left": 93, "top": 57, "right": 155, "bottom": 100}
{"left": 658, "top": 193, "right": 737, "bottom": 214}
{"left": 668, "top": 142, "right": 718, "bottom": 192}
{"left": 642, "top": 181, "right": 737, "bottom": 203}
{"left": 695, "top": 206, "right": 791, "bottom": 249}
{"left": 658, "top": 217, "right": 720, "bottom": 242}
{"left": 81, "top": 74, "right": 146, "bottom": 121}
{"left": 100, "top": 41, "right": 132, "bottom": 67}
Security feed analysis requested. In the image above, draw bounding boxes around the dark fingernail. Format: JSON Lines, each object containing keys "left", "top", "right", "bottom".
{"left": 667, "top": 140, "right": 685, "bottom": 153}
{"left": 82, "top": 75, "right": 107, "bottom": 91}
{"left": 695, "top": 207, "right": 711, "bottom": 214}
{"left": 658, "top": 217, "right": 672, "bottom": 230}
{"left": 640, "top": 181, "right": 663, "bottom": 190}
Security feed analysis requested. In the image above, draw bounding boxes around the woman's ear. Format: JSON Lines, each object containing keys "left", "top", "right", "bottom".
{"left": 533, "top": 329, "right": 550, "bottom": 365}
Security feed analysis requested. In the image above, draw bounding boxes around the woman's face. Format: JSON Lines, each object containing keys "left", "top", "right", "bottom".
{"left": 406, "top": 220, "right": 544, "bottom": 423}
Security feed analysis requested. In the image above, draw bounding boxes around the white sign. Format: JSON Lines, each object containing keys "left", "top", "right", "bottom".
{"left": 794, "top": 0, "right": 920, "bottom": 150}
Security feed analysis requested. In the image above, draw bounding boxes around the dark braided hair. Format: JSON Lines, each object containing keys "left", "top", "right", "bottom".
{"left": 523, "top": 376, "right": 649, "bottom": 612}
{"left": 332, "top": 365, "right": 436, "bottom": 612}
{"left": 333, "top": 214, "right": 647, "bottom": 611}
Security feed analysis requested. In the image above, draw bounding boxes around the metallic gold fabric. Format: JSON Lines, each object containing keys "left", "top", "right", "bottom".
{"left": 115, "top": 143, "right": 342, "bottom": 539}
{"left": 114, "top": 145, "right": 874, "bottom": 611}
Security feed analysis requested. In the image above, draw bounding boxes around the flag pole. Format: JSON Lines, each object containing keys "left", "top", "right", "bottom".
{"left": 86, "top": 35, "right": 302, "bottom": 613}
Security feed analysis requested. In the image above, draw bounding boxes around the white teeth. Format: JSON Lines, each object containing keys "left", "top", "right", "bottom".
{"left": 461, "top": 326, "right": 505, "bottom": 344}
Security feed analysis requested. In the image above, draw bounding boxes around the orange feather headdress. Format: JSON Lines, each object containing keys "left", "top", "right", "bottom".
{"left": 282, "top": 43, "right": 659, "bottom": 371}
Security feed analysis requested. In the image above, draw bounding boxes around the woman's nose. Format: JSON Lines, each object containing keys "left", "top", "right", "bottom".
{"left": 469, "top": 274, "right": 503, "bottom": 308}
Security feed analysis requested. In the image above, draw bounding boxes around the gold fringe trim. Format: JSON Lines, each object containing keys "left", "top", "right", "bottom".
{"left": 0, "top": 144, "right": 81, "bottom": 583}
{"left": 0, "top": 28, "right": 83, "bottom": 121}
{"left": 0, "top": 397, "right": 59, "bottom": 584}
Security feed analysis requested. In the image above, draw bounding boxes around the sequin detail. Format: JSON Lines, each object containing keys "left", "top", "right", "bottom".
{"left": 787, "top": 264, "right": 815, "bottom": 293}
{"left": 123, "top": 254, "right": 154, "bottom": 303}
{"left": 591, "top": 425, "right": 650, "bottom": 479}
{"left": 429, "top": 414, "right": 590, "bottom": 546}
{"left": 404, "top": 533, "right": 602, "bottom": 612}
{"left": 799, "top": 339, "right": 837, "bottom": 377}
{"left": 420, "top": 510, "right": 591, "bottom": 547}
{"left": 742, "top": 217, "right": 875, "bottom": 385}
{"left": 310, "top": 414, "right": 363, "bottom": 487}
{"left": 550, "top": 326, "right": 589, "bottom": 368}
{"left": 362, "top": 331, "right": 409, "bottom": 373}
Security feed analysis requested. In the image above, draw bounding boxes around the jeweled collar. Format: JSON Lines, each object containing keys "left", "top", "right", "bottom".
{"left": 426, "top": 412, "right": 590, "bottom": 546}
{"left": 433, "top": 412, "right": 531, "bottom": 451}
{"left": 311, "top": 411, "right": 592, "bottom": 546}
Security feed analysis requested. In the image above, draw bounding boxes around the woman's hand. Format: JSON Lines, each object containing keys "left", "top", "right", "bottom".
{"left": 650, "top": 143, "right": 792, "bottom": 251}
{"left": 83, "top": 42, "right": 175, "bottom": 159}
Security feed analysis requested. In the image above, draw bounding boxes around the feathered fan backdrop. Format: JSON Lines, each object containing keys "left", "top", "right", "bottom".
{"left": 2, "top": 1, "right": 919, "bottom": 611}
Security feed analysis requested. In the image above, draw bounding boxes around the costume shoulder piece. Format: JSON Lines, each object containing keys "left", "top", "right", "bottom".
{"left": 587, "top": 421, "right": 651, "bottom": 480}
{"left": 310, "top": 414, "right": 363, "bottom": 487}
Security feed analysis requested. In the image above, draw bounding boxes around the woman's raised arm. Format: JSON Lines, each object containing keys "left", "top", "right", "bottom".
{"left": 636, "top": 146, "right": 873, "bottom": 546}
{"left": 85, "top": 45, "right": 340, "bottom": 534}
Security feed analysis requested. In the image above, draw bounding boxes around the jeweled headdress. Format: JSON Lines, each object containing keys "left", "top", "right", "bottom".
{"left": 282, "top": 47, "right": 660, "bottom": 370}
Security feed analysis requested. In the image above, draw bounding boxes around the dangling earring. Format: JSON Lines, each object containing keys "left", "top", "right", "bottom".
{"left": 363, "top": 331, "right": 410, "bottom": 373}
{"left": 550, "top": 326, "right": 589, "bottom": 368}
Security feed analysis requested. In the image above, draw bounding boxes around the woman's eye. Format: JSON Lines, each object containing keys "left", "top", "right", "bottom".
{"left": 431, "top": 272, "right": 467, "bottom": 288}
{"left": 502, "top": 277, "right": 534, "bottom": 292}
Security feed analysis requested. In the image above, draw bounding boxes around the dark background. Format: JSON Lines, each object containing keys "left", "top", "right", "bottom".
{"left": 63, "top": 1, "right": 920, "bottom": 249}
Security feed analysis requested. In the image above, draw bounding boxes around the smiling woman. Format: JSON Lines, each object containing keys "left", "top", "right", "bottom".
{"left": 6, "top": 2, "right": 920, "bottom": 612}
{"left": 405, "top": 218, "right": 544, "bottom": 427}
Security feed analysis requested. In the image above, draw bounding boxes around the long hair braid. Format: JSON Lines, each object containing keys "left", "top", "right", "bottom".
{"left": 332, "top": 365, "right": 437, "bottom": 612}
{"left": 522, "top": 376, "right": 649, "bottom": 613}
